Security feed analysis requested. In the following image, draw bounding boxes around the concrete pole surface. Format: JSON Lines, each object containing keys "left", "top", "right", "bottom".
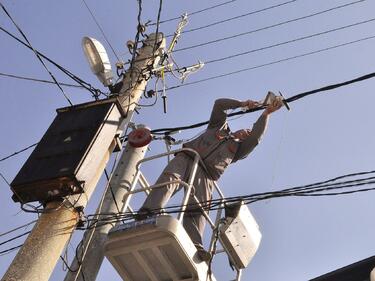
{"left": 1, "top": 143, "right": 115, "bottom": 281}
{"left": 1, "top": 202, "right": 77, "bottom": 281}
{"left": 64, "top": 32, "right": 165, "bottom": 281}
{"left": 64, "top": 139, "right": 149, "bottom": 281}
{"left": 2, "top": 32, "right": 165, "bottom": 281}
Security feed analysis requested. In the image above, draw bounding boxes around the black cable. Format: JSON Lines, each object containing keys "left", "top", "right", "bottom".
{"left": 205, "top": 17, "right": 375, "bottom": 65}
{"left": 0, "top": 72, "right": 85, "bottom": 88}
{"left": 149, "top": 36, "right": 375, "bottom": 135}
{"left": 153, "top": 0, "right": 163, "bottom": 54}
{"left": 81, "top": 0, "right": 120, "bottom": 62}
{"left": 148, "top": 0, "right": 237, "bottom": 25}
{"left": 3, "top": 36, "right": 375, "bottom": 161}
{"left": 0, "top": 2, "right": 73, "bottom": 105}
{"left": 164, "top": 35, "right": 375, "bottom": 98}
{"left": 4, "top": 40, "right": 375, "bottom": 163}
{"left": 121, "top": 0, "right": 144, "bottom": 118}
{"left": 0, "top": 25, "right": 106, "bottom": 99}
{"left": 0, "top": 220, "right": 37, "bottom": 238}
{"left": 165, "top": 0, "right": 298, "bottom": 38}
{"left": 0, "top": 244, "right": 23, "bottom": 255}
{"left": 104, "top": 169, "right": 121, "bottom": 214}
{"left": 0, "top": 142, "right": 38, "bottom": 162}
{"left": 80, "top": 170, "right": 375, "bottom": 228}
{"left": 0, "top": 231, "right": 31, "bottom": 246}
{"left": 174, "top": 0, "right": 365, "bottom": 53}
{"left": 60, "top": 255, "right": 78, "bottom": 273}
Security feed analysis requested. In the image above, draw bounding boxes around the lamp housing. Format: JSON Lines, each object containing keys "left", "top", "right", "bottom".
{"left": 82, "top": 36, "right": 113, "bottom": 87}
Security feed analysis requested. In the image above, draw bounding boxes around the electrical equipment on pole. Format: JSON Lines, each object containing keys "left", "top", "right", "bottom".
{"left": 3, "top": 32, "right": 165, "bottom": 281}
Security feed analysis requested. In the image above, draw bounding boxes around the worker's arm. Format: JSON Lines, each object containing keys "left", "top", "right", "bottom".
{"left": 233, "top": 98, "right": 283, "bottom": 161}
{"left": 208, "top": 98, "right": 259, "bottom": 129}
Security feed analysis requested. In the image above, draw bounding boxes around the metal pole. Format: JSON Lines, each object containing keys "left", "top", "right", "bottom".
{"left": 64, "top": 136, "right": 150, "bottom": 281}
{"left": 2, "top": 33, "right": 165, "bottom": 281}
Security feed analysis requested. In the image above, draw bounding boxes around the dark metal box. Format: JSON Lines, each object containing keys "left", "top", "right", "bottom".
{"left": 11, "top": 99, "right": 124, "bottom": 203}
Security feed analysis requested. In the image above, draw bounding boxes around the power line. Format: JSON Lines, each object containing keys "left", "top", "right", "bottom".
{"left": 89, "top": 171, "right": 375, "bottom": 219}
{"left": 5, "top": 43, "right": 375, "bottom": 160}
{"left": 148, "top": 0, "right": 237, "bottom": 25}
{"left": 165, "top": 0, "right": 298, "bottom": 38}
{"left": 152, "top": 63, "right": 375, "bottom": 134}
{"left": 0, "top": 220, "right": 37, "bottom": 238}
{"left": 0, "top": 244, "right": 23, "bottom": 256}
{"left": 81, "top": 0, "right": 121, "bottom": 62}
{"left": 0, "top": 142, "right": 38, "bottom": 162}
{"left": 0, "top": 231, "right": 31, "bottom": 246}
{"left": 205, "top": 17, "right": 375, "bottom": 65}
{"left": 0, "top": 2, "right": 73, "bottom": 106}
{"left": 153, "top": 0, "right": 163, "bottom": 54}
{"left": 127, "top": 0, "right": 366, "bottom": 66}
{"left": 81, "top": 170, "right": 375, "bottom": 229}
{"left": 0, "top": 25, "right": 106, "bottom": 99}
{"left": 0, "top": 72, "right": 85, "bottom": 89}
{"left": 163, "top": 34, "right": 375, "bottom": 97}
{"left": 174, "top": 0, "right": 365, "bottom": 52}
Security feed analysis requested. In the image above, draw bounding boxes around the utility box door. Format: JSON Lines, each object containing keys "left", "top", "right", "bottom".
{"left": 219, "top": 204, "right": 262, "bottom": 269}
{"left": 11, "top": 100, "right": 123, "bottom": 203}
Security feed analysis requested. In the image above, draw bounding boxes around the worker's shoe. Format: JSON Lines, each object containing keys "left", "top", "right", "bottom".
{"left": 195, "top": 244, "right": 212, "bottom": 262}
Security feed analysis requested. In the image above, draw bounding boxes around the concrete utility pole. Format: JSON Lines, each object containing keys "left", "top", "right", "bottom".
{"left": 64, "top": 127, "right": 151, "bottom": 281}
{"left": 2, "top": 32, "right": 165, "bottom": 281}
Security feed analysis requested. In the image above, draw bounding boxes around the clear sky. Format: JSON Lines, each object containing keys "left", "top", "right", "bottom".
{"left": 1, "top": 1, "right": 375, "bottom": 280}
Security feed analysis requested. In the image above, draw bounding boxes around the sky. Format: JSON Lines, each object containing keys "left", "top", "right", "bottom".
{"left": 1, "top": 0, "right": 375, "bottom": 280}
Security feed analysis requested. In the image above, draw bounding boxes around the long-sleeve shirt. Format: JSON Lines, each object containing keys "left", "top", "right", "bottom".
{"left": 183, "top": 98, "right": 268, "bottom": 180}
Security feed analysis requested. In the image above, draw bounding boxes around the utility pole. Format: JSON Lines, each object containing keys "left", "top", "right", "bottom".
{"left": 64, "top": 126, "right": 151, "bottom": 281}
{"left": 1, "top": 32, "right": 165, "bottom": 281}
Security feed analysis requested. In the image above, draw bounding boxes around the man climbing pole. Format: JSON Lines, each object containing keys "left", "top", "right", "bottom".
{"left": 137, "top": 93, "right": 284, "bottom": 261}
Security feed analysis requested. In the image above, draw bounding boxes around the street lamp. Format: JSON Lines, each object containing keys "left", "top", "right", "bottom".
{"left": 82, "top": 36, "right": 113, "bottom": 87}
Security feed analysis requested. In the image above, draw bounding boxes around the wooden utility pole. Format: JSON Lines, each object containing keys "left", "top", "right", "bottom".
{"left": 1, "top": 32, "right": 165, "bottom": 281}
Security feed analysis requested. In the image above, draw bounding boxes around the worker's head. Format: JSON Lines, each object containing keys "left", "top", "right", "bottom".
{"left": 232, "top": 129, "right": 251, "bottom": 140}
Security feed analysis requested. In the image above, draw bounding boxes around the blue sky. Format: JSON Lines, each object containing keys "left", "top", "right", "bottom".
{"left": 1, "top": 1, "right": 375, "bottom": 280}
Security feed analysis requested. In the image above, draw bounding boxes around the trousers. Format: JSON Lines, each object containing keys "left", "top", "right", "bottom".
{"left": 141, "top": 153, "right": 213, "bottom": 246}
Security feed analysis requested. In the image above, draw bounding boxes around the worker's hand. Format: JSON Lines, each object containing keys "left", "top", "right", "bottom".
{"left": 265, "top": 96, "right": 283, "bottom": 114}
{"left": 241, "top": 100, "right": 260, "bottom": 110}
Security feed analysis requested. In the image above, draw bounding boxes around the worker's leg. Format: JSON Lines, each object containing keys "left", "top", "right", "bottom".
{"left": 182, "top": 170, "right": 214, "bottom": 247}
{"left": 141, "top": 172, "right": 181, "bottom": 212}
{"left": 140, "top": 154, "right": 189, "bottom": 214}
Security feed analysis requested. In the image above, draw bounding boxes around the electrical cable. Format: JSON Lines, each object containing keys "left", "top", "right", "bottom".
{"left": 0, "top": 142, "right": 38, "bottom": 162}
{"left": 0, "top": 231, "right": 31, "bottom": 246}
{"left": 0, "top": 72, "right": 85, "bottom": 89}
{"left": 0, "top": 220, "right": 37, "bottom": 238}
{"left": 153, "top": 64, "right": 375, "bottom": 134}
{"left": 0, "top": 25, "right": 106, "bottom": 99}
{"left": 4, "top": 39, "right": 375, "bottom": 163}
{"left": 80, "top": 173, "right": 375, "bottom": 229}
{"left": 157, "top": 34, "right": 375, "bottom": 122}
{"left": 104, "top": 168, "right": 121, "bottom": 215}
{"left": 165, "top": 0, "right": 298, "bottom": 38}
{"left": 3, "top": 35, "right": 375, "bottom": 161}
{"left": 0, "top": 2, "right": 73, "bottom": 105}
{"left": 174, "top": 0, "right": 365, "bottom": 53}
{"left": 69, "top": 165, "right": 117, "bottom": 281}
{"left": 121, "top": 0, "right": 144, "bottom": 118}
{"left": 205, "top": 17, "right": 375, "bottom": 65}
{"left": 81, "top": 0, "right": 121, "bottom": 62}
{"left": 81, "top": 170, "right": 375, "bottom": 220}
{"left": 148, "top": 0, "right": 237, "bottom": 25}
{"left": 0, "top": 244, "right": 23, "bottom": 256}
